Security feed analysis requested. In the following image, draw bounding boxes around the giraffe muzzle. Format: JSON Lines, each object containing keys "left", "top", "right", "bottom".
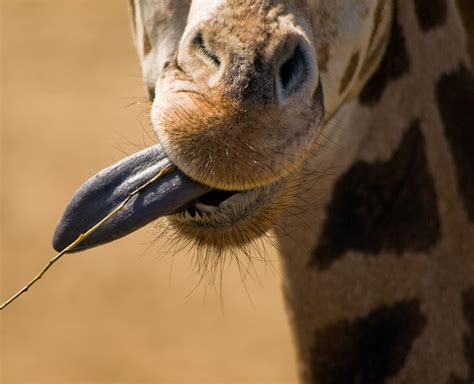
{"left": 52, "top": 145, "right": 212, "bottom": 253}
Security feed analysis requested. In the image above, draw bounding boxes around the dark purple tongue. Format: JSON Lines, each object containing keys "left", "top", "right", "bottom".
{"left": 52, "top": 144, "right": 211, "bottom": 252}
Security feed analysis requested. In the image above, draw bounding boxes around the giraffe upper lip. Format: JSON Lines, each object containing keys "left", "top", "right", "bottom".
{"left": 52, "top": 144, "right": 212, "bottom": 253}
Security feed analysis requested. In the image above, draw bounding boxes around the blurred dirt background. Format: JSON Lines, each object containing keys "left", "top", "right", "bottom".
{"left": 0, "top": 1, "right": 299, "bottom": 383}
{"left": 1, "top": 1, "right": 473, "bottom": 384}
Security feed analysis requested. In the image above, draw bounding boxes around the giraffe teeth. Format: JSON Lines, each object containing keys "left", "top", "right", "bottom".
{"left": 219, "top": 192, "right": 242, "bottom": 209}
{"left": 195, "top": 203, "right": 218, "bottom": 214}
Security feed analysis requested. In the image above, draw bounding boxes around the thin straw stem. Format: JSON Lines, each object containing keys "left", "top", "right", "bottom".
{"left": 0, "top": 163, "right": 176, "bottom": 311}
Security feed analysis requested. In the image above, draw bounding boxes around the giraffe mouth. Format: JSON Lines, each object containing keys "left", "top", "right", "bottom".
{"left": 52, "top": 144, "right": 281, "bottom": 253}
{"left": 52, "top": 144, "right": 212, "bottom": 252}
{"left": 170, "top": 180, "right": 285, "bottom": 227}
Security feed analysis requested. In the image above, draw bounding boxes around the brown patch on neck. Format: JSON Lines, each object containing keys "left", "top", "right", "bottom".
{"left": 413, "top": 0, "right": 448, "bottom": 31}
{"left": 311, "top": 120, "right": 441, "bottom": 270}
{"left": 436, "top": 64, "right": 474, "bottom": 223}
{"left": 448, "top": 373, "right": 469, "bottom": 384}
{"left": 310, "top": 299, "right": 426, "bottom": 384}
{"left": 359, "top": 1, "right": 410, "bottom": 105}
{"left": 358, "top": 27, "right": 390, "bottom": 86}
{"left": 339, "top": 51, "right": 360, "bottom": 94}
{"left": 448, "top": 286, "right": 474, "bottom": 383}
{"left": 461, "top": 286, "right": 474, "bottom": 380}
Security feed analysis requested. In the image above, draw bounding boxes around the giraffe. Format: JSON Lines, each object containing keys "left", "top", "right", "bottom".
{"left": 53, "top": 0, "right": 474, "bottom": 382}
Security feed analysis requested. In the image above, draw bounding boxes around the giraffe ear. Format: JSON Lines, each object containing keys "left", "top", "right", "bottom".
{"left": 127, "top": 1, "right": 192, "bottom": 101}
{"left": 128, "top": 0, "right": 156, "bottom": 100}
{"left": 128, "top": 0, "right": 152, "bottom": 59}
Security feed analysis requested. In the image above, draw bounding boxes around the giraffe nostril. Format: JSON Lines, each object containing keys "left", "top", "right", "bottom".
{"left": 279, "top": 45, "right": 307, "bottom": 96}
{"left": 192, "top": 31, "right": 221, "bottom": 67}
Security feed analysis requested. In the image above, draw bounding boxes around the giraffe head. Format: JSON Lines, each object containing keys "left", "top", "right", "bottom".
{"left": 142, "top": 0, "right": 392, "bottom": 249}
{"left": 53, "top": 0, "right": 392, "bottom": 252}
{"left": 148, "top": 0, "right": 323, "bottom": 248}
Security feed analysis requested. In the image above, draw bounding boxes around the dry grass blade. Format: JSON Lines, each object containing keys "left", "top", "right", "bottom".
{"left": 0, "top": 163, "right": 176, "bottom": 311}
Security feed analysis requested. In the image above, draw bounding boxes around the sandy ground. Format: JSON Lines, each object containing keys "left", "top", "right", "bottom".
{"left": 0, "top": 1, "right": 299, "bottom": 383}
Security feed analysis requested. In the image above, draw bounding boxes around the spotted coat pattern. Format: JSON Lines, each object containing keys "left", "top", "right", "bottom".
{"left": 310, "top": 300, "right": 426, "bottom": 384}
{"left": 281, "top": 0, "right": 474, "bottom": 382}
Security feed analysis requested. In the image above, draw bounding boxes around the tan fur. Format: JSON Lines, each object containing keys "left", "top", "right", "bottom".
{"left": 153, "top": 1, "right": 321, "bottom": 191}
{"left": 130, "top": 0, "right": 474, "bottom": 382}
{"left": 153, "top": 68, "right": 321, "bottom": 190}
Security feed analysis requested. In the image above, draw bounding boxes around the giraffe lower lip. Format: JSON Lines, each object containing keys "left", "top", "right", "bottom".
{"left": 52, "top": 144, "right": 211, "bottom": 253}
{"left": 171, "top": 176, "right": 288, "bottom": 229}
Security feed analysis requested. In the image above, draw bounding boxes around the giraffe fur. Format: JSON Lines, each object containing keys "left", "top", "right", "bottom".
{"left": 126, "top": 0, "right": 474, "bottom": 382}
{"left": 277, "top": 1, "right": 474, "bottom": 382}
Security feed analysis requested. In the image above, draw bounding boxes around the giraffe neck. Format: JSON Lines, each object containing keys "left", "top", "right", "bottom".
{"left": 276, "top": 1, "right": 474, "bottom": 382}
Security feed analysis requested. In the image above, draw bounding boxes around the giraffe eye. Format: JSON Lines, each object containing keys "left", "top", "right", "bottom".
{"left": 192, "top": 32, "right": 221, "bottom": 67}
